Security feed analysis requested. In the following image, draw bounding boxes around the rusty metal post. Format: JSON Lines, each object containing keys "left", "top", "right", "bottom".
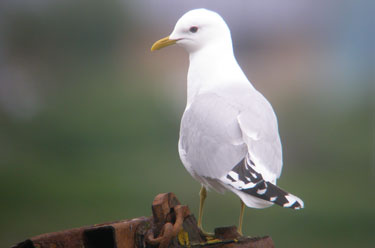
{"left": 12, "top": 193, "right": 274, "bottom": 248}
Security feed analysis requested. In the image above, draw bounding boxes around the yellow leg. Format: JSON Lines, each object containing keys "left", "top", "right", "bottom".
{"left": 198, "top": 186, "right": 207, "bottom": 229}
{"left": 238, "top": 200, "right": 245, "bottom": 235}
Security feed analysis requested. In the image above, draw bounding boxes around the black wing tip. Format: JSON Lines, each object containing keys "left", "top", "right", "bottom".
{"left": 224, "top": 156, "right": 304, "bottom": 209}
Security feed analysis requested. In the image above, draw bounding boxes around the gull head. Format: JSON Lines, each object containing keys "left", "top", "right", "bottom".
{"left": 151, "top": 9, "right": 232, "bottom": 54}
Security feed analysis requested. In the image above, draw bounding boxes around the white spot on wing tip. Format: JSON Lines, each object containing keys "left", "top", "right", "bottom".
{"left": 282, "top": 194, "right": 305, "bottom": 209}
{"left": 298, "top": 199, "right": 304, "bottom": 209}
{"left": 241, "top": 181, "right": 256, "bottom": 189}
{"left": 283, "top": 194, "right": 302, "bottom": 208}
{"left": 256, "top": 188, "right": 267, "bottom": 195}
{"left": 228, "top": 171, "right": 239, "bottom": 180}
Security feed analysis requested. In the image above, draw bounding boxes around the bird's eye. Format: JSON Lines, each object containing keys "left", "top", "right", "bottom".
{"left": 189, "top": 26, "right": 198, "bottom": 33}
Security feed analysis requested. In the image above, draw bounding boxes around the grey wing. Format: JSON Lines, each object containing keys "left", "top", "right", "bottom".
{"left": 216, "top": 91, "right": 294, "bottom": 209}
{"left": 236, "top": 92, "right": 283, "bottom": 182}
{"left": 179, "top": 93, "right": 247, "bottom": 179}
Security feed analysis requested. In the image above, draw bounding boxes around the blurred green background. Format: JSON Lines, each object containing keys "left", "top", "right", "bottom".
{"left": 0, "top": 1, "right": 373, "bottom": 247}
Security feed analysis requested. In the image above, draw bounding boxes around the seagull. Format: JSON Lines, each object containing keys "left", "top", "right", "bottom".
{"left": 151, "top": 8, "right": 304, "bottom": 234}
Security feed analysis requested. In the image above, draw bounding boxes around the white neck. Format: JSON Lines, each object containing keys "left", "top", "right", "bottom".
{"left": 186, "top": 43, "right": 250, "bottom": 107}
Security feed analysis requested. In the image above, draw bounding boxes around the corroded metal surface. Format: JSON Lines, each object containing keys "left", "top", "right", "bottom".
{"left": 12, "top": 192, "right": 274, "bottom": 248}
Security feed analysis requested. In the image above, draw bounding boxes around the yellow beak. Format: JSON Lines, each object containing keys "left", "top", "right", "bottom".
{"left": 151, "top": 36, "right": 177, "bottom": 51}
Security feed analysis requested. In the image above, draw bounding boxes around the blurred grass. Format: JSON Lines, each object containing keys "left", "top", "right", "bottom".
{"left": 0, "top": 66, "right": 373, "bottom": 247}
{"left": 0, "top": 1, "right": 374, "bottom": 248}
